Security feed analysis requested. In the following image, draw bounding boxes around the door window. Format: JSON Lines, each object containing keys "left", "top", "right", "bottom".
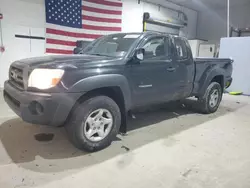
{"left": 142, "top": 37, "right": 169, "bottom": 60}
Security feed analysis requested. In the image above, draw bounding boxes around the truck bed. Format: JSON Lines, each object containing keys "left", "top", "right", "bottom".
{"left": 194, "top": 57, "right": 233, "bottom": 63}
{"left": 192, "top": 57, "right": 233, "bottom": 96}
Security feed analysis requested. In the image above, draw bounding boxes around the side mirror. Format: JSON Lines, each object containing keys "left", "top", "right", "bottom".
{"left": 73, "top": 47, "right": 83, "bottom": 54}
{"left": 134, "top": 48, "right": 145, "bottom": 61}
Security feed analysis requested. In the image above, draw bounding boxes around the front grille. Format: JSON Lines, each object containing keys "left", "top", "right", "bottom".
{"left": 9, "top": 66, "right": 24, "bottom": 90}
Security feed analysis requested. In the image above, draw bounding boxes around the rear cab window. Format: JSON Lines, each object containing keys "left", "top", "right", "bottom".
{"left": 174, "top": 38, "right": 189, "bottom": 60}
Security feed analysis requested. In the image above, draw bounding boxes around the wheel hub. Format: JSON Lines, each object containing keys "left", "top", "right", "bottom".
{"left": 209, "top": 89, "right": 219, "bottom": 108}
{"left": 84, "top": 109, "right": 113, "bottom": 142}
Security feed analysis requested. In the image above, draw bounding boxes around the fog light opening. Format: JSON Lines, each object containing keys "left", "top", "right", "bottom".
{"left": 29, "top": 101, "right": 44, "bottom": 115}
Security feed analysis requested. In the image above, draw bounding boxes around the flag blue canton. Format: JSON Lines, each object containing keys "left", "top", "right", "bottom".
{"left": 45, "top": 0, "right": 82, "bottom": 28}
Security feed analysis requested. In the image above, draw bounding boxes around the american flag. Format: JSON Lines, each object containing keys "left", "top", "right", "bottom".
{"left": 45, "top": 0, "right": 123, "bottom": 54}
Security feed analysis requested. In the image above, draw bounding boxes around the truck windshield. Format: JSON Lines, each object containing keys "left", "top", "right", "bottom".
{"left": 83, "top": 33, "right": 141, "bottom": 57}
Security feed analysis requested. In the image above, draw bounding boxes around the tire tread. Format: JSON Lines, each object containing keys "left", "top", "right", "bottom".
{"left": 65, "top": 95, "right": 121, "bottom": 151}
{"left": 198, "top": 82, "right": 222, "bottom": 114}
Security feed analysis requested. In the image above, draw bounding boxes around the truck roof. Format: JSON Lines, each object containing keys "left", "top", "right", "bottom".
{"left": 107, "top": 31, "right": 179, "bottom": 38}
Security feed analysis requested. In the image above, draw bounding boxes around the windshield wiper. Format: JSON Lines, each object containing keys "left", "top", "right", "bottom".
{"left": 88, "top": 53, "right": 113, "bottom": 57}
{"left": 90, "top": 53, "right": 104, "bottom": 56}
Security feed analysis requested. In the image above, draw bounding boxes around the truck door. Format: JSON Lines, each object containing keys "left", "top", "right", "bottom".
{"left": 128, "top": 35, "right": 178, "bottom": 107}
{"left": 172, "top": 37, "right": 195, "bottom": 98}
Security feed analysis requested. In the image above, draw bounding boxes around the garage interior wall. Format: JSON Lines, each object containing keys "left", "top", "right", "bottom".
{"left": 0, "top": 0, "right": 197, "bottom": 88}
{"left": 196, "top": 2, "right": 250, "bottom": 42}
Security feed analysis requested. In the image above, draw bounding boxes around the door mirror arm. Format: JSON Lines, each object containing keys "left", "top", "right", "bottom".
{"left": 127, "top": 48, "right": 145, "bottom": 65}
{"left": 135, "top": 48, "right": 145, "bottom": 61}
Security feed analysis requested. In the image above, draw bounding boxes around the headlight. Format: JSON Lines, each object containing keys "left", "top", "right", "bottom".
{"left": 28, "top": 69, "right": 64, "bottom": 89}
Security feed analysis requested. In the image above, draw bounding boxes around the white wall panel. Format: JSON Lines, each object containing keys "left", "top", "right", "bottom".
{"left": 0, "top": 25, "right": 32, "bottom": 87}
{"left": 121, "top": 0, "right": 143, "bottom": 32}
{"left": 30, "top": 28, "right": 46, "bottom": 57}
{"left": 0, "top": 0, "right": 46, "bottom": 87}
{"left": 219, "top": 37, "right": 250, "bottom": 95}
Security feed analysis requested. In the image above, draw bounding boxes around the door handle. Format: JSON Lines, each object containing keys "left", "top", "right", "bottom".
{"left": 167, "top": 67, "right": 176, "bottom": 72}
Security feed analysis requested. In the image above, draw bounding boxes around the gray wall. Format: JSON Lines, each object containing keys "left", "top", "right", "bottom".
{"left": 197, "top": 2, "right": 250, "bottom": 42}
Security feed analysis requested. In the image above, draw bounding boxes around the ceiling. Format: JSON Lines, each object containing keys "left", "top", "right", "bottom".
{"left": 167, "top": 0, "right": 250, "bottom": 11}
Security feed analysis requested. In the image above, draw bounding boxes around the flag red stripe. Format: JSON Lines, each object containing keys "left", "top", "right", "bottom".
{"left": 46, "top": 28, "right": 101, "bottom": 39}
{"left": 46, "top": 48, "right": 73, "bottom": 54}
{"left": 85, "top": 0, "right": 122, "bottom": 7}
{"left": 82, "top": 6, "right": 122, "bottom": 15}
{"left": 82, "top": 15, "right": 121, "bottom": 23}
{"left": 82, "top": 24, "right": 121, "bottom": 31}
{"left": 47, "top": 38, "right": 76, "bottom": 46}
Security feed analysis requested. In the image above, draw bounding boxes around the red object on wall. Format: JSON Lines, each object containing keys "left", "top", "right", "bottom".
{"left": 0, "top": 13, "right": 3, "bottom": 20}
{"left": 0, "top": 46, "right": 5, "bottom": 52}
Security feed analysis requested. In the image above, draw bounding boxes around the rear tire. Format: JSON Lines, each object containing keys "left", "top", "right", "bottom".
{"left": 66, "top": 96, "right": 121, "bottom": 152}
{"left": 198, "top": 82, "right": 223, "bottom": 114}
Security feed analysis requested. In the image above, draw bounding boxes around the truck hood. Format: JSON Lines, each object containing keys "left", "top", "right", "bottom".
{"left": 12, "top": 54, "right": 124, "bottom": 69}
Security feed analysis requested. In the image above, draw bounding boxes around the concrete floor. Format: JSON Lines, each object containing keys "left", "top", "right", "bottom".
{"left": 0, "top": 92, "right": 250, "bottom": 188}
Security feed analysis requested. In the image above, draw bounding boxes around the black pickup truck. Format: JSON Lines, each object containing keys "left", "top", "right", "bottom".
{"left": 4, "top": 32, "right": 233, "bottom": 151}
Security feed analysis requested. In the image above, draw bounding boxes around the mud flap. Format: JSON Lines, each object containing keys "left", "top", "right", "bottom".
{"left": 119, "top": 110, "right": 128, "bottom": 134}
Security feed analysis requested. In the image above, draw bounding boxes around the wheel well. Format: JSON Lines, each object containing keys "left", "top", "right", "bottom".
{"left": 211, "top": 75, "right": 224, "bottom": 88}
{"left": 66, "top": 87, "right": 126, "bottom": 131}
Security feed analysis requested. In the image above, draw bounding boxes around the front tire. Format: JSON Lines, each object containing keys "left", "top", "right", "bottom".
{"left": 198, "top": 82, "right": 223, "bottom": 114}
{"left": 66, "top": 96, "right": 121, "bottom": 152}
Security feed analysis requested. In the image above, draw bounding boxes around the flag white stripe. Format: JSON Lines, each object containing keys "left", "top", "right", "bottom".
{"left": 96, "top": 0, "right": 123, "bottom": 3}
{"left": 82, "top": 20, "right": 121, "bottom": 27}
{"left": 82, "top": 10, "right": 122, "bottom": 19}
{"left": 47, "top": 43, "right": 75, "bottom": 51}
{"left": 46, "top": 23, "right": 119, "bottom": 35}
{"left": 102, "top": 0, "right": 123, "bottom": 2}
{"left": 82, "top": 1, "right": 122, "bottom": 11}
{"left": 46, "top": 33, "right": 93, "bottom": 42}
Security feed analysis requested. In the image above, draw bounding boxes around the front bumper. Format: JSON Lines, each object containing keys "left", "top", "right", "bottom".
{"left": 3, "top": 81, "right": 82, "bottom": 126}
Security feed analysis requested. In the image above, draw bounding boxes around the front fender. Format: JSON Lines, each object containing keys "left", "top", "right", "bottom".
{"left": 68, "top": 74, "right": 132, "bottom": 110}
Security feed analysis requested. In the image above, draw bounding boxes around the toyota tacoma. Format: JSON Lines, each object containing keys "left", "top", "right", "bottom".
{"left": 4, "top": 32, "right": 233, "bottom": 151}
